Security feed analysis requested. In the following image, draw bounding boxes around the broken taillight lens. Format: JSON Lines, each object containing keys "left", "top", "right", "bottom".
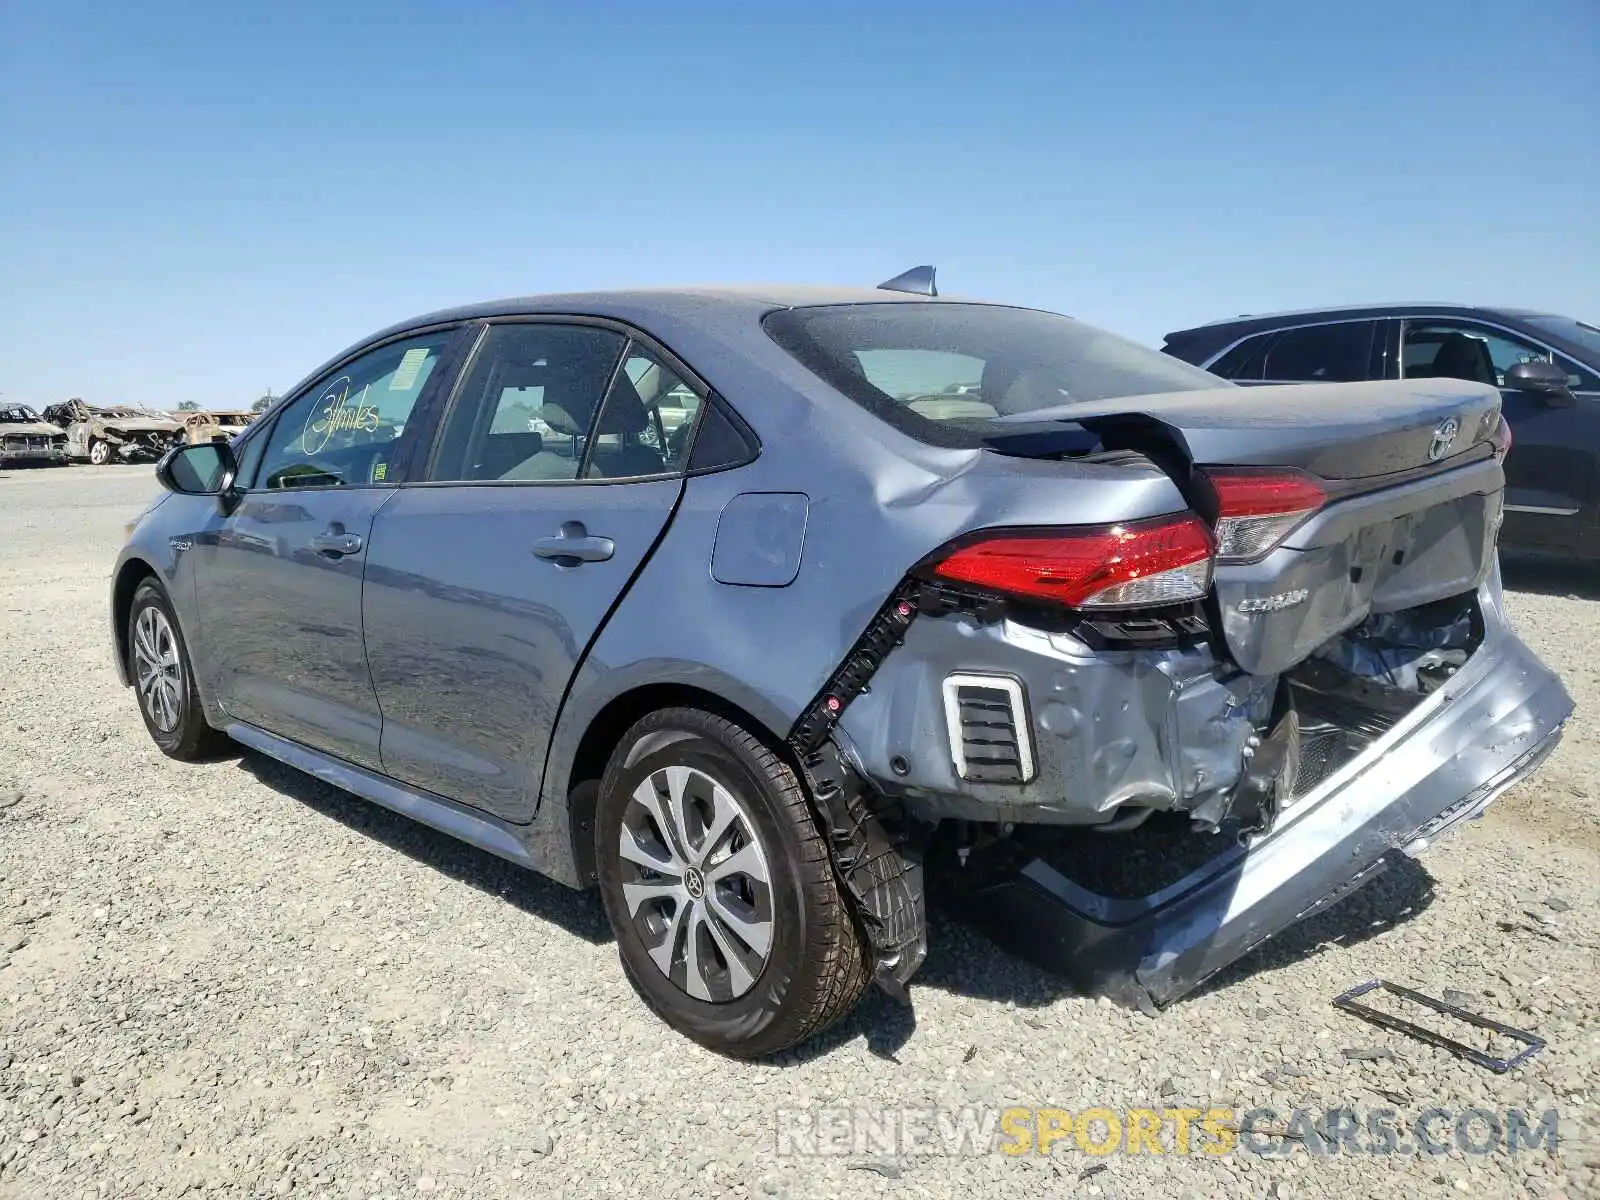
{"left": 1203, "top": 467, "right": 1328, "bottom": 563}
{"left": 1492, "top": 414, "right": 1513, "bottom": 461}
{"left": 928, "top": 514, "right": 1214, "bottom": 610}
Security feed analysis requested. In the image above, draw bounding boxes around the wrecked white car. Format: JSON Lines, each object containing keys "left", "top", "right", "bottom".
{"left": 44, "top": 400, "right": 184, "bottom": 465}
{"left": 0, "top": 404, "right": 70, "bottom": 466}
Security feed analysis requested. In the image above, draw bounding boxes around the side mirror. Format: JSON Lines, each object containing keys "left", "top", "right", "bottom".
{"left": 156, "top": 441, "right": 237, "bottom": 499}
{"left": 1503, "top": 360, "right": 1575, "bottom": 407}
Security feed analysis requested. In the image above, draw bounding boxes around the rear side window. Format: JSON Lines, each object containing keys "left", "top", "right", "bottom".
{"left": 1259, "top": 322, "right": 1375, "bottom": 383}
{"left": 763, "top": 303, "right": 1225, "bottom": 448}
{"left": 430, "top": 324, "right": 627, "bottom": 482}
{"left": 582, "top": 348, "right": 700, "bottom": 479}
{"left": 1207, "top": 332, "right": 1274, "bottom": 381}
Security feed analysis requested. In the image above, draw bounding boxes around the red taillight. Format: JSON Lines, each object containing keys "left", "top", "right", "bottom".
{"left": 929, "top": 514, "right": 1214, "bottom": 610}
{"left": 1203, "top": 467, "right": 1328, "bottom": 562}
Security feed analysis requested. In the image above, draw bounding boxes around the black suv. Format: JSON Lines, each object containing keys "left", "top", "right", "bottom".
{"left": 1163, "top": 306, "right": 1600, "bottom": 562}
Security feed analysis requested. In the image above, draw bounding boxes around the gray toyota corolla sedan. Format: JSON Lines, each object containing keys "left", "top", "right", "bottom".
{"left": 113, "top": 274, "right": 1572, "bottom": 1057}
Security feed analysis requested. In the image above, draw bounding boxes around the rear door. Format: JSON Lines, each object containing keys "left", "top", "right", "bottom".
{"left": 362, "top": 321, "right": 703, "bottom": 821}
{"left": 1394, "top": 317, "right": 1599, "bottom": 553}
{"left": 190, "top": 328, "right": 464, "bottom": 768}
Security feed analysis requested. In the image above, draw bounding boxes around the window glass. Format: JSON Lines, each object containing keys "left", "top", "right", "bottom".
{"left": 852, "top": 350, "right": 991, "bottom": 420}
{"left": 234, "top": 422, "right": 270, "bottom": 488}
{"left": 431, "top": 324, "right": 626, "bottom": 482}
{"left": 1208, "top": 333, "right": 1273, "bottom": 381}
{"left": 1524, "top": 315, "right": 1600, "bottom": 357}
{"left": 1404, "top": 322, "right": 1555, "bottom": 388}
{"left": 763, "top": 303, "right": 1224, "bottom": 448}
{"left": 687, "top": 400, "right": 757, "bottom": 472}
{"left": 1259, "top": 322, "right": 1374, "bottom": 382}
{"left": 254, "top": 332, "right": 451, "bottom": 489}
{"left": 582, "top": 347, "right": 700, "bottom": 479}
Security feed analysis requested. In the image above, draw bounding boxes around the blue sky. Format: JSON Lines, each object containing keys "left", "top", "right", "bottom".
{"left": 2, "top": 0, "right": 1596, "bottom": 410}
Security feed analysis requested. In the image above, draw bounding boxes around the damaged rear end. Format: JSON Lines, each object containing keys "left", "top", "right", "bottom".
{"left": 797, "top": 369, "right": 1570, "bottom": 1007}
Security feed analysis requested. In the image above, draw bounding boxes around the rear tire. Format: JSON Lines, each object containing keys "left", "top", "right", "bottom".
{"left": 127, "top": 579, "right": 228, "bottom": 760}
{"left": 594, "top": 707, "right": 871, "bottom": 1058}
{"left": 88, "top": 439, "right": 112, "bottom": 465}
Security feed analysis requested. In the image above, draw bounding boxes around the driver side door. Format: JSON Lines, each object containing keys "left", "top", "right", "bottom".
{"left": 1397, "top": 319, "right": 1598, "bottom": 555}
{"left": 190, "top": 327, "right": 468, "bottom": 768}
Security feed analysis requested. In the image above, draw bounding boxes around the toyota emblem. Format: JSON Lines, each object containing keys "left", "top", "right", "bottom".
{"left": 1428, "top": 416, "right": 1460, "bottom": 462}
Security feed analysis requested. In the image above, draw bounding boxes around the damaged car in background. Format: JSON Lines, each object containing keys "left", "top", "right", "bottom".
{"left": 180, "top": 409, "right": 258, "bottom": 446}
{"left": 44, "top": 399, "right": 184, "bottom": 465}
{"left": 0, "top": 403, "right": 70, "bottom": 466}
{"left": 113, "top": 271, "right": 1572, "bottom": 1057}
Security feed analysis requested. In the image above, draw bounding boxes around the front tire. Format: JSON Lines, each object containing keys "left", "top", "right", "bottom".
{"left": 127, "top": 579, "right": 227, "bottom": 760}
{"left": 595, "top": 708, "right": 870, "bottom": 1058}
{"left": 88, "top": 439, "right": 112, "bottom": 465}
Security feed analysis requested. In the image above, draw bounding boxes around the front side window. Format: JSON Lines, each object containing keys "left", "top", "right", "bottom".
{"left": 763, "top": 302, "right": 1225, "bottom": 447}
{"left": 1259, "top": 322, "right": 1375, "bottom": 383}
{"left": 254, "top": 332, "right": 451, "bottom": 489}
{"left": 1403, "top": 322, "right": 1549, "bottom": 388}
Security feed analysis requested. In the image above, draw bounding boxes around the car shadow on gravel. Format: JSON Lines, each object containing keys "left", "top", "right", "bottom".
{"left": 1185, "top": 852, "right": 1437, "bottom": 1000}
{"left": 235, "top": 751, "right": 612, "bottom": 944}
{"left": 232, "top": 747, "right": 1438, "bottom": 1064}
{"left": 792, "top": 855, "right": 1440, "bottom": 1063}
{"left": 1501, "top": 558, "right": 1600, "bottom": 601}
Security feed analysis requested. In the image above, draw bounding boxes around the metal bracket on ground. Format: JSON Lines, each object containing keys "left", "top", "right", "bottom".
{"left": 1332, "top": 978, "right": 1546, "bottom": 1073}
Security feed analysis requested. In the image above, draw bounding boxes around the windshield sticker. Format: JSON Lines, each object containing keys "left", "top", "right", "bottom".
{"left": 302, "top": 376, "right": 380, "bottom": 455}
{"left": 390, "top": 347, "right": 431, "bottom": 392}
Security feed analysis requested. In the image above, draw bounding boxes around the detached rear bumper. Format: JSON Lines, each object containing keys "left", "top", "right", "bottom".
{"left": 951, "top": 577, "right": 1572, "bottom": 1007}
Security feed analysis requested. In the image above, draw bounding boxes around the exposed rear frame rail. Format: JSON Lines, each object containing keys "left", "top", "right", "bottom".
{"left": 787, "top": 582, "right": 928, "bottom": 999}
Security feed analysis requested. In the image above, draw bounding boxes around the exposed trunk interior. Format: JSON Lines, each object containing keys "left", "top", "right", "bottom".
{"left": 957, "top": 590, "right": 1484, "bottom": 901}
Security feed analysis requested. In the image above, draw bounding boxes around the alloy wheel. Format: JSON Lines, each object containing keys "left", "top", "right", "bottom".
{"left": 617, "top": 764, "right": 774, "bottom": 1002}
{"left": 133, "top": 605, "right": 183, "bottom": 733}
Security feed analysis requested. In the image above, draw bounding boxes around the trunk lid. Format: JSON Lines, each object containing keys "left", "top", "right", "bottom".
{"left": 1067, "top": 379, "right": 1503, "bottom": 481}
{"left": 997, "top": 380, "right": 1507, "bottom": 677}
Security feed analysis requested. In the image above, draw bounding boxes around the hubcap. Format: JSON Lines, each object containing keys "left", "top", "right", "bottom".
{"left": 132, "top": 606, "right": 183, "bottom": 733}
{"left": 617, "top": 764, "right": 774, "bottom": 1003}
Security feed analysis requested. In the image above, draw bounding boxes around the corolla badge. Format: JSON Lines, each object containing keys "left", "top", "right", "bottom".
{"left": 1428, "top": 416, "right": 1460, "bottom": 462}
{"left": 1236, "top": 588, "right": 1309, "bottom": 613}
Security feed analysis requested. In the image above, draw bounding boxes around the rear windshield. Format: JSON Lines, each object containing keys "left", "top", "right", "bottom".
{"left": 763, "top": 302, "right": 1226, "bottom": 446}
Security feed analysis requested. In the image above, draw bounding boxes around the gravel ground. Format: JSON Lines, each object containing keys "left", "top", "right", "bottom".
{"left": 1, "top": 465, "right": 1597, "bottom": 1200}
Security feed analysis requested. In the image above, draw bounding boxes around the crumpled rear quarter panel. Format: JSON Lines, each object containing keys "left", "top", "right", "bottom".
{"left": 837, "top": 614, "right": 1274, "bottom": 824}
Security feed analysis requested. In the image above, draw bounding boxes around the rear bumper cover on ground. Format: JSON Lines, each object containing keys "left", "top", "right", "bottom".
{"left": 950, "top": 577, "right": 1573, "bottom": 1007}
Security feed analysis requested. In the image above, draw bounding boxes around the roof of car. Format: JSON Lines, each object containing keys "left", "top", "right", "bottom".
{"left": 367, "top": 284, "right": 1004, "bottom": 344}
{"left": 1176, "top": 302, "right": 1558, "bottom": 333}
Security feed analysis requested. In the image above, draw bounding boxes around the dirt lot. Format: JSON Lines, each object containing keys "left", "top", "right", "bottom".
{"left": 1, "top": 465, "right": 1597, "bottom": 1200}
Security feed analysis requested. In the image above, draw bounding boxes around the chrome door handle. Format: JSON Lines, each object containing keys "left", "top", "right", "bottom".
{"left": 310, "top": 530, "right": 364, "bottom": 557}
{"left": 533, "top": 522, "right": 614, "bottom": 566}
